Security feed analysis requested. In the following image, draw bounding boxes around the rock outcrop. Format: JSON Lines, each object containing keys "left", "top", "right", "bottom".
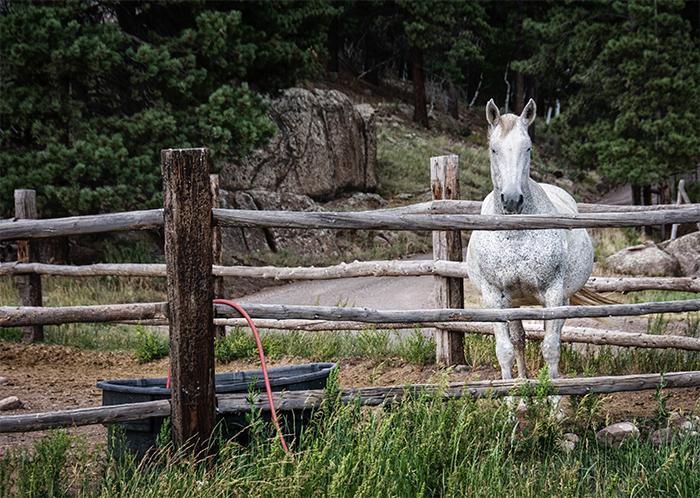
{"left": 662, "top": 232, "right": 700, "bottom": 277}
{"left": 220, "top": 88, "right": 377, "bottom": 200}
{"left": 219, "top": 189, "right": 340, "bottom": 264}
{"left": 606, "top": 241, "right": 681, "bottom": 277}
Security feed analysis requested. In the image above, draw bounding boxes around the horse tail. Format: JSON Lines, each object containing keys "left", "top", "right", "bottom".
{"left": 570, "top": 286, "right": 618, "bottom": 307}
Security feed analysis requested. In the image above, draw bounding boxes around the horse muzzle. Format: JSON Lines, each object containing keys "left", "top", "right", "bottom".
{"left": 500, "top": 193, "right": 524, "bottom": 215}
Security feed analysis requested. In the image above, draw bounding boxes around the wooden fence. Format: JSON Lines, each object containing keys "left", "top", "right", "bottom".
{"left": 1, "top": 150, "right": 700, "bottom": 453}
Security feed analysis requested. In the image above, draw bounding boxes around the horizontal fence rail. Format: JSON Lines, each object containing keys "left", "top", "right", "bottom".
{"left": 213, "top": 207, "right": 700, "bottom": 231}
{"left": 3, "top": 371, "right": 700, "bottom": 433}
{"left": 0, "top": 209, "right": 163, "bottom": 241}
{"left": 2, "top": 203, "right": 699, "bottom": 241}
{"left": 212, "top": 300, "right": 700, "bottom": 323}
{"left": 3, "top": 299, "right": 699, "bottom": 327}
{"left": 2, "top": 261, "right": 699, "bottom": 293}
{"left": 388, "top": 200, "right": 700, "bottom": 215}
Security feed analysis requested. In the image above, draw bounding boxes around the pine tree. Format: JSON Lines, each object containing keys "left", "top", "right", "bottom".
{"left": 0, "top": 0, "right": 335, "bottom": 217}
{"left": 519, "top": 0, "right": 699, "bottom": 192}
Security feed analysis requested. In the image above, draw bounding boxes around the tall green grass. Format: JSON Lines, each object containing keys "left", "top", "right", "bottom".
{"left": 2, "top": 373, "right": 699, "bottom": 497}
{"left": 376, "top": 120, "right": 492, "bottom": 202}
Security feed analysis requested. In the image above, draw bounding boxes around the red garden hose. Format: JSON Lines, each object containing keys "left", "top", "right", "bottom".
{"left": 166, "top": 299, "right": 291, "bottom": 457}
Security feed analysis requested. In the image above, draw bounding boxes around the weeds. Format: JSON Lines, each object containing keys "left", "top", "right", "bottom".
{"left": 395, "top": 325, "right": 436, "bottom": 367}
{"left": 134, "top": 325, "right": 169, "bottom": 363}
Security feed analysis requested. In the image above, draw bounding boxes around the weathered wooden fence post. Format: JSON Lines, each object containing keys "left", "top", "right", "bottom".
{"left": 210, "top": 174, "right": 226, "bottom": 339}
{"left": 14, "top": 190, "right": 43, "bottom": 343}
{"left": 431, "top": 155, "right": 466, "bottom": 366}
{"left": 161, "top": 148, "right": 216, "bottom": 456}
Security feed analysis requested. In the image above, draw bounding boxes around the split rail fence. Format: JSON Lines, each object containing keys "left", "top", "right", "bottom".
{"left": 1, "top": 149, "right": 700, "bottom": 453}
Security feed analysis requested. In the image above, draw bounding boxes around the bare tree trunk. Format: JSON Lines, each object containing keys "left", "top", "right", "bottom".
{"left": 411, "top": 45, "right": 429, "bottom": 129}
{"left": 632, "top": 185, "right": 642, "bottom": 206}
{"left": 447, "top": 80, "right": 459, "bottom": 120}
{"left": 327, "top": 18, "right": 339, "bottom": 74}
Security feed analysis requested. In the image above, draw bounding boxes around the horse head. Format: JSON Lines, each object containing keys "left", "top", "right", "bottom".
{"left": 486, "top": 99, "right": 537, "bottom": 215}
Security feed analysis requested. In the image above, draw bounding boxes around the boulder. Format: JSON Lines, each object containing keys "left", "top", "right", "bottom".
{"left": 220, "top": 88, "right": 377, "bottom": 200}
{"left": 606, "top": 241, "right": 680, "bottom": 276}
{"left": 219, "top": 189, "right": 340, "bottom": 263}
{"left": 0, "top": 396, "right": 21, "bottom": 411}
{"left": 662, "top": 232, "right": 700, "bottom": 277}
{"left": 560, "top": 433, "right": 580, "bottom": 454}
{"left": 596, "top": 421, "right": 639, "bottom": 448}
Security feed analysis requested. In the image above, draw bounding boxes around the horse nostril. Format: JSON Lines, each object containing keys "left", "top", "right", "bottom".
{"left": 517, "top": 194, "right": 524, "bottom": 209}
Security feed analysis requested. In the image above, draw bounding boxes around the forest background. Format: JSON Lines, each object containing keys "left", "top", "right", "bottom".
{"left": 1, "top": 0, "right": 698, "bottom": 219}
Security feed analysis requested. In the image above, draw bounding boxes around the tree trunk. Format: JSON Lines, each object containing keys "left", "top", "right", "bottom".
{"left": 327, "top": 18, "right": 339, "bottom": 73}
{"left": 632, "top": 185, "right": 642, "bottom": 206}
{"left": 411, "top": 45, "right": 429, "bottom": 129}
{"left": 643, "top": 185, "right": 653, "bottom": 236}
{"left": 447, "top": 80, "right": 459, "bottom": 120}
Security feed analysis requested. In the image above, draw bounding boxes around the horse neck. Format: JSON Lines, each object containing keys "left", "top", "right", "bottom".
{"left": 520, "top": 179, "right": 558, "bottom": 215}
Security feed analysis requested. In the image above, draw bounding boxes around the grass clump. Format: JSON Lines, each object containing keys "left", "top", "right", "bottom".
{"left": 134, "top": 325, "right": 169, "bottom": 363}
{"left": 395, "top": 325, "right": 436, "bottom": 367}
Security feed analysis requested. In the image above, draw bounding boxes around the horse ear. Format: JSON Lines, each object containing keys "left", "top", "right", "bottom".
{"left": 486, "top": 99, "right": 500, "bottom": 126}
{"left": 521, "top": 99, "right": 537, "bottom": 126}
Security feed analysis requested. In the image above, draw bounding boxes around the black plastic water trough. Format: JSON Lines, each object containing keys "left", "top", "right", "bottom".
{"left": 96, "top": 362, "right": 336, "bottom": 459}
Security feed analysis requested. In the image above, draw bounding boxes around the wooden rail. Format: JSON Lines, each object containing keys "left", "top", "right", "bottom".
{"left": 2, "top": 298, "right": 699, "bottom": 327}
{"left": 2, "top": 262, "right": 699, "bottom": 294}
{"left": 3, "top": 371, "right": 700, "bottom": 433}
{"left": 2, "top": 203, "right": 699, "bottom": 242}
{"left": 212, "top": 207, "right": 700, "bottom": 231}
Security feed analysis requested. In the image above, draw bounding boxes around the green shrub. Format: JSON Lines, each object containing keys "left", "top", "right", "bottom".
{"left": 396, "top": 325, "right": 436, "bottom": 367}
{"left": 134, "top": 325, "right": 169, "bottom": 363}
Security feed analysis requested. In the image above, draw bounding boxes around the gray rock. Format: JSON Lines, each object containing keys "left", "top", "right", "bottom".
{"left": 649, "top": 427, "right": 675, "bottom": 448}
{"left": 0, "top": 396, "right": 21, "bottom": 411}
{"left": 0, "top": 376, "right": 7, "bottom": 385}
{"left": 322, "top": 192, "right": 387, "bottom": 212}
{"left": 218, "top": 189, "right": 340, "bottom": 262}
{"left": 560, "top": 433, "right": 580, "bottom": 453}
{"left": 606, "top": 241, "right": 680, "bottom": 276}
{"left": 663, "top": 232, "right": 700, "bottom": 277}
{"left": 220, "top": 88, "right": 377, "bottom": 199}
{"left": 596, "top": 421, "right": 639, "bottom": 448}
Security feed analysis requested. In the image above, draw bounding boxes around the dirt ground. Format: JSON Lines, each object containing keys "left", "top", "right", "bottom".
{"left": 2, "top": 322, "right": 700, "bottom": 457}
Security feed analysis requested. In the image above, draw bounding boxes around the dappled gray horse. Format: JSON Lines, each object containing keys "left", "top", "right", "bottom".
{"left": 466, "top": 99, "right": 593, "bottom": 383}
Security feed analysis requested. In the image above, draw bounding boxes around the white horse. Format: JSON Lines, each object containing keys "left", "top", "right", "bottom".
{"left": 466, "top": 99, "right": 594, "bottom": 386}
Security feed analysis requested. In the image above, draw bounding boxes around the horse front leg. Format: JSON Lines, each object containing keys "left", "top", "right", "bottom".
{"left": 541, "top": 288, "right": 565, "bottom": 380}
{"left": 509, "top": 320, "right": 528, "bottom": 379}
{"left": 541, "top": 288, "right": 566, "bottom": 419}
{"left": 482, "top": 286, "right": 514, "bottom": 380}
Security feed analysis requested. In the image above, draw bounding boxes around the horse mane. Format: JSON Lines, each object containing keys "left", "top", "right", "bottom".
{"left": 498, "top": 114, "right": 519, "bottom": 137}
{"left": 488, "top": 114, "right": 519, "bottom": 139}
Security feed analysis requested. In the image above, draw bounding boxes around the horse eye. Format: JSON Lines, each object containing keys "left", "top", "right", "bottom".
{"left": 491, "top": 149, "right": 497, "bottom": 154}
